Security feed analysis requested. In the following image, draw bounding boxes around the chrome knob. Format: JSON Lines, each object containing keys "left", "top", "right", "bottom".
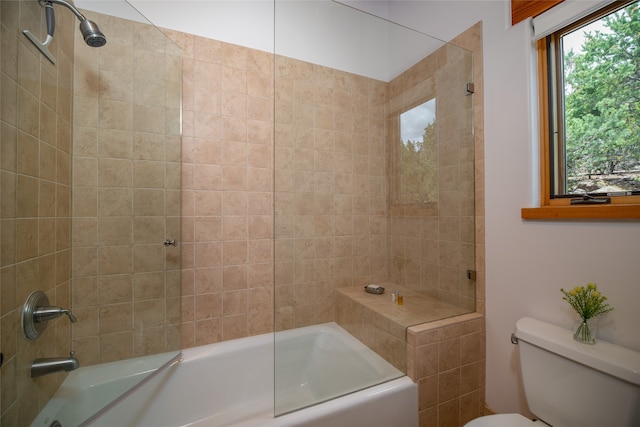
{"left": 163, "top": 239, "right": 177, "bottom": 247}
{"left": 22, "top": 291, "right": 77, "bottom": 341}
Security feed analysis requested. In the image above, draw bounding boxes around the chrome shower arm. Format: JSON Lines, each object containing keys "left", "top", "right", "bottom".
{"left": 40, "top": 0, "right": 87, "bottom": 22}
{"left": 24, "top": 0, "right": 106, "bottom": 64}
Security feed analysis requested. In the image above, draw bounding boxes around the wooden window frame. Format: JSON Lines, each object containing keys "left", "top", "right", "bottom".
{"left": 521, "top": 9, "right": 640, "bottom": 220}
{"left": 512, "top": 0, "right": 564, "bottom": 25}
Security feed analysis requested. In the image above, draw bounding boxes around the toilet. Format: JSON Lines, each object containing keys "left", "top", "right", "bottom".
{"left": 465, "top": 317, "right": 640, "bottom": 427}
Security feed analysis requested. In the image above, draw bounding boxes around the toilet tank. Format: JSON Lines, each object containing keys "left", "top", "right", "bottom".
{"left": 514, "top": 317, "right": 640, "bottom": 427}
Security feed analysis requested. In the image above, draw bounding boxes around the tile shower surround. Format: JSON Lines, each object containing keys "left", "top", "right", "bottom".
{"left": 173, "top": 19, "right": 485, "bottom": 427}
{"left": 0, "top": 0, "right": 484, "bottom": 423}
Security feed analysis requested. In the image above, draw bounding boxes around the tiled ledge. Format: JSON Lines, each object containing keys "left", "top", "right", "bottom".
{"left": 336, "top": 288, "right": 407, "bottom": 371}
{"left": 407, "top": 312, "right": 485, "bottom": 346}
{"left": 336, "top": 285, "right": 480, "bottom": 374}
{"left": 336, "top": 285, "right": 486, "bottom": 427}
{"left": 337, "top": 284, "right": 474, "bottom": 334}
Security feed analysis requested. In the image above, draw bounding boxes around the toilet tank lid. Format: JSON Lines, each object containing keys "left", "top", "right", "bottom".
{"left": 515, "top": 317, "right": 640, "bottom": 386}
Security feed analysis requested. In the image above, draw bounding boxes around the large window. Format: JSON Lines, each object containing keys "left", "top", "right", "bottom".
{"left": 524, "top": 0, "right": 640, "bottom": 218}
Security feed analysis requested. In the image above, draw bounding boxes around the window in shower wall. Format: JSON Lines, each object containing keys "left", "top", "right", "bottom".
{"left": 391, "top": 98, "right": 438, "bottom": 209}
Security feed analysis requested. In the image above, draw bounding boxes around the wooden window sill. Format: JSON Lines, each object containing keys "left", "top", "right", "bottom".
{"left": 522, "top": 204, "right": 640, "bottom": 220}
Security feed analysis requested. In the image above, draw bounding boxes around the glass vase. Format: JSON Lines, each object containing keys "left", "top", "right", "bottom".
{"left": 573, "top": 318, "right": 597, "bottom": 344}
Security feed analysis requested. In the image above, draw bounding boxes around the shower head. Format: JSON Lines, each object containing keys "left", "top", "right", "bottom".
{"left": 79, "top": 18, "right": 106, "bottom": 47}
{"left": 48, "top": 0, "right": 108, "bottom": 47}
{"left": 23, "top": 0, "right": 107, "bottom": 63}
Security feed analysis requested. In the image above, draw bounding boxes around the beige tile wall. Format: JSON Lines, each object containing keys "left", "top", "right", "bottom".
{"left": 408, "top": 313, "right": 485, "bottom": 427}
{"left": 70, "top": 11, "right": 183, "bottom": 365}
{"left": 168, "top": 31, "right": 276, "bottom": 346}
{"left": 172, "top": 32, "right": 389, "bottom": 343}
{"left": 273, "top": 57, "right": 389, "bottom": 331}
{"left": 1, "top": 1, "right": 74, "bottom": 424}
{"left": 168, "top": 21, "right": 485, "bottom": 378}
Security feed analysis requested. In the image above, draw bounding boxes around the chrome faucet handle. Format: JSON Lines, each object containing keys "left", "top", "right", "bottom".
{"left": 22, "top": 291, "right": 77, "bottom": 340}
{"left": 66, "top": 310, "right": 77, "bottom": 323}
{"left": 34, "top": 306, "right": 77, "bottom": 323}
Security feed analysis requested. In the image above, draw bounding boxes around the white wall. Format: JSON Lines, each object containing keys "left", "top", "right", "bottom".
{"left": 75, "top": 0, "right": 444, "bottom": 81}
{"left": 77, "top": 0, "right": 640, "bottom": 417}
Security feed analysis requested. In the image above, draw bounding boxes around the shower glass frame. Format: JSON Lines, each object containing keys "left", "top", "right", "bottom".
{"left": 273, "top": 0, "right": 475, "bottom": 416}
{"left": 69, "top": 3, "right": 183, "bottom": 424}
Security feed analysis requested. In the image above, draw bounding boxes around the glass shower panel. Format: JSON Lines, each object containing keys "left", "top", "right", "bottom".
{"left": 386, "top": 38, "right": 476, "bottom": 326}
{"left": 69, "top": 2, "right": 182, "bottom": 423}
{"left": 274, "top": 0, "right": 474, "bottom": 416}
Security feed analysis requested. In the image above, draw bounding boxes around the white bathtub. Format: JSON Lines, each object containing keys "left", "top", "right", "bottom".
{"left": 31, "top": 323, "right": 418, "bottom": 427}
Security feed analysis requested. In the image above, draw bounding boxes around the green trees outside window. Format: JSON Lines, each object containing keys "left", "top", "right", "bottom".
{"left": 562, "top": 1, "right": 639, "bottom": 193}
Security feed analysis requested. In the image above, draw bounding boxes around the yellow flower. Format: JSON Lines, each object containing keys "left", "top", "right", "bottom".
{"left": 560, "top": 283, "right": 613, "bottom": 321}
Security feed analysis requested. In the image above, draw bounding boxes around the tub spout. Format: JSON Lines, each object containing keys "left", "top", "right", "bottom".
{"left": 31, "top": 351, "right": 79, "bottom": 378}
